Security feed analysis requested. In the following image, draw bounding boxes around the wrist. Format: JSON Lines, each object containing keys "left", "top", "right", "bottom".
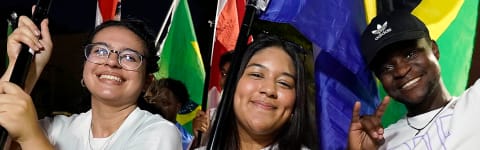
{"left": 17, "top": 127, "right": 53, "bottom": 150}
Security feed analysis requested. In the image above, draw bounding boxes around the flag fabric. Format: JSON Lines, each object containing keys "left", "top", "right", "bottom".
{"left": 207, "top": 0, "right": 246, "bottom": 109}
{"left": 363, "top": 0, "right": 480, "bottom": 127}
{"left": 260, "top": 0, "right": 379, "bottom": 149}
{"left": 155, "top": 0, "right": 206, "bottom": 134}
{"left": 95, "top": 0, "right": 121, "bottom": 26}
{"left": 259, "top": 0, "right": 479, "bottom": 149}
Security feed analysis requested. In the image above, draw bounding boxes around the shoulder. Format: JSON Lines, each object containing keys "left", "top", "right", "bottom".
{"left": 383, "top": 117, "right": 407, "bottom": 136}
{"left": 38, "top": 110, "right": 91, "bottom": 145}
{"left": 39, "top": 110, "right": 90, "bottom": 131}
{"left": 133, "top": 108, "right": 178, "bottom": 130}
{"left": 121, "top": 108, "right": 182, "bottom": 149}
{"left": 454, "top": 78, "right": 480, "bottom": 107}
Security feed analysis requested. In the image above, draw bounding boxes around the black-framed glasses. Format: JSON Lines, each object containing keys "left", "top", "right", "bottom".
{"left": 84, "top": 43, "right": 145, "bottom": 71}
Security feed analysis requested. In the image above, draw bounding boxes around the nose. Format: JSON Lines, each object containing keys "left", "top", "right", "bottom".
{"left": 259, "top": 80, "right": 278, "bottom": 99}
{"left": 105, "top": 52, "right": 122, "bottom": 68}
{"left": 392, "top": 59, "right": 411, "bottom": 79}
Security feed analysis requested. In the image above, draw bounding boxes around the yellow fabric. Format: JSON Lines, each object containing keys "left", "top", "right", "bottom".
{"left": 363, "top": 0, "right": 464, "bottom": 40}
{"left": 176, "top": 106, "right": 201, "bottom": 125}
{"left": 364, "top": 0, "right": 377, "bottom": 23}
{"left": 412, "top": 0, "right": 464, "bottom": 40}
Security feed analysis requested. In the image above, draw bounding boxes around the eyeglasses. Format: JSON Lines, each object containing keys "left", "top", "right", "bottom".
{"left": 84, "top": 43, "right": 145, "bottom": 71}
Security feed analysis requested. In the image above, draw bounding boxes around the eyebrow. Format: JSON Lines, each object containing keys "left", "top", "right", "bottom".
{"left": 246, "top": 63, "right": 296, "bottom": 79}
{"left": 91, "top": 42, "right": 145, "bottom": 55}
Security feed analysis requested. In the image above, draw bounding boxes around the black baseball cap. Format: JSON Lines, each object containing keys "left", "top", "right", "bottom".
{"left": 361, "top": 11, "right": 429, "bottom": 67}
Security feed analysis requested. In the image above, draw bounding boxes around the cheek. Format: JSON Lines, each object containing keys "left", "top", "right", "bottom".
{"left": 279, "top": 90, "right": 296, "bottom": 110}
{"left": 82, "top": 63, "right": 94, "bottom": 87}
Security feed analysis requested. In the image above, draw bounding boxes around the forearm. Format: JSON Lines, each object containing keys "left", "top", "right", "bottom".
{"left": 17, "top": 126, "right": 53, "bottom": 150}
{"left": 0, "top": 62, "right": 14, "bottom": 82}
{"left": 0, "top": 60, "right": 42, "bottom": 94}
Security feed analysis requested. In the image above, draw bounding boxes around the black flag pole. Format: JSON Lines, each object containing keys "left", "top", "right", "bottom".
{"left": 2, "top": 0, "right": 52, "bottom": 148}
{"left": 206, "top": 0, "right": 269, "bottom": 149}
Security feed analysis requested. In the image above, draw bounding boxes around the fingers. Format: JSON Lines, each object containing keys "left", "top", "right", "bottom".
{"left": 374, "top": 96, "right": 391, "bottom": 118}
{"left": 0, "top": 81, "right": 25, "bottom": 96}
{"left": 361, "top": 116, "right": 383, "bottom": 138}
{"left": 351, "top": 101, "right": 361, "bottom": 123}
{"left": 18, "top": 16, "right": 40, "bottom": 37}
{"left": 39, "top": 19, "right": 52, "bottom": 51}
{"left": 9, "top": 26, "right": 43, "bottom": 51}
{"left": 9, "top": 16, "right": 44, "bottom": 51}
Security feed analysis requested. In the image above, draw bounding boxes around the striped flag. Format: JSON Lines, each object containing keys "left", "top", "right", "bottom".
{"left": 155, "top": 0, "right": 206, "bottom": 133}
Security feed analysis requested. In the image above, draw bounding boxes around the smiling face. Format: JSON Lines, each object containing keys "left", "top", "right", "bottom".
{"left": 373, "top": 38, "right": 441, "bottom": 106}
{"left": 83, "top": 26, "right": 147, "bottom": 106}
{"left": 233, "top": 46, "right": 296, "bottom": 139}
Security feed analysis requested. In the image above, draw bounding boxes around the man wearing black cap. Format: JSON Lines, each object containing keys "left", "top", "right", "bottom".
{"left": 347, "top": 10, "right": 480, "bottom": 149}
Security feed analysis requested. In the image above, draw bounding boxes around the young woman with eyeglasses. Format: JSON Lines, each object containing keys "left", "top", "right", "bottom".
{"left": 0, "top": 16, "right": 181, "bottom": 150}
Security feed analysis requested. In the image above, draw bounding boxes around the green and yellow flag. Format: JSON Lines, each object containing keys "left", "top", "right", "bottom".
{"left": 155, "top": 0, "right": 205, "bottom": 133}
{"left": 364, "top": 0, "right": 479, "bottom": 126}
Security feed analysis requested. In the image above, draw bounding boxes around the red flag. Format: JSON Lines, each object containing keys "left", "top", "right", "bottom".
{"left": 98, "top": 0, "right": 118, "bottom": 21}
{"left": 208, "top": 0, "right": 246, "bottom": 109}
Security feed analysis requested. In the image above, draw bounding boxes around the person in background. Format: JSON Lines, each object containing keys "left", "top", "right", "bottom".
{"left": 190, "top": 51, "right": 233, "bottom": 148}
{"left": 0, "top": 15, "right": 182, "bottom": 149}
{"left": 348, "top": 11, "right": 480, "bottom": 149}
{"left": 143, "top": 78, "right": 194, "bottom": 150}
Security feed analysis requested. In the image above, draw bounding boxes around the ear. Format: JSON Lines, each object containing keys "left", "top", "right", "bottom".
{"left": 175, "top": 103, "right": 182, "bottom": 113}
{"left": 143, "top": 74, "right": 155, "bottom": 92}
{"left": 431, "top": 40, "right": 440, "bottom": 60}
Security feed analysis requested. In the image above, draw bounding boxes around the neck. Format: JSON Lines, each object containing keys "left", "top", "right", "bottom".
{"left": 90, "top": 97, "right": 137, "bottom": 138}
{"left": 406, "top": 79, "right": 451, "bottom": 116}
{"left": 237, "top": 123, "right": 275, "bottom": 150}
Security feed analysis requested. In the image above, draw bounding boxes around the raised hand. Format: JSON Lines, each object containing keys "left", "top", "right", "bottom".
{"left": 0, "top": 81, "right": 52, "bottom": 149}
{"left": 348, "top": 96, "right": 390, "bottom": 150}
{"left": 192, "top": 110, "right": 210, "bottom": 137}
{"left": 3, "top": 15, "right": 52, "bottom": 93}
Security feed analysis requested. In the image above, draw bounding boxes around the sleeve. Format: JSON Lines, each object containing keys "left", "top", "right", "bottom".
{"left": 38, "top": 117, "right": 55, "bottom": 144}
{"left": 126, "top": 122, "right": 183, "bottom": 150}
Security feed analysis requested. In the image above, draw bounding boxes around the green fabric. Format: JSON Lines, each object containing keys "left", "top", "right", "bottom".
{"left": 154, "top": 0, "right": 205, "bottom": 133}
{"left": 5, "top": 23, "right": 13, "bottom": 66}
{"left": 437, "top": 0, "right": 479, "bottom": 96}
{"left": 155, "top": 0, "right": 205, "bottom": 105}
{"left": 381, "top": 0, "right": 479, "bottom": 127}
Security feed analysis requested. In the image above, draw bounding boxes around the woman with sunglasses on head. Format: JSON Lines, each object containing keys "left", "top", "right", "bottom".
{"left": 0, "top": 16, "right": 181, "bottom": 150}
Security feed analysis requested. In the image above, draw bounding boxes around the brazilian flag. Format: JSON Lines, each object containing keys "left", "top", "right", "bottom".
{"left": 155, "top": 0, "right": 205, "bottom": 134}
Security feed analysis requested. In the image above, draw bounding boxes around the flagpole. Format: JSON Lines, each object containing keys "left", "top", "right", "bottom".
{"left": 155, "top": 0, "right": 179, "bottom": 52}
{"left": 206, "top": 0, "right": 268, "bottom": 148}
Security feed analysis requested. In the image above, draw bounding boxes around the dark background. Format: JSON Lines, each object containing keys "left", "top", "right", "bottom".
{"left": 0, "top": 0, "right": 479, "bottom": 116}
{"left": 0, "top": 0, "right": 217, "bottom": 115}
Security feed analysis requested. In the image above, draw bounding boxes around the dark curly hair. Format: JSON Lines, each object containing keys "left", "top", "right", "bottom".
{"left": 78, "top": 19, "right": 160, "bottom": 112}
{"left": 84, "top": 19, "right": 160, "bottom": 75}
{"left": 148, "top": 78, "right": 190, "bottom": 106}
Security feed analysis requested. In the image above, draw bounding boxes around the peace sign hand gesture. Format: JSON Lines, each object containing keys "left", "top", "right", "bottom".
{"left": 347, "top": 96, "right": 391, "bottom": 150}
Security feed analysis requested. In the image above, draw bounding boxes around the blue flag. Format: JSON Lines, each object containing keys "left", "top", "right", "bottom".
{"left": 260, "top": 0, "right": 379, "bottom": 149}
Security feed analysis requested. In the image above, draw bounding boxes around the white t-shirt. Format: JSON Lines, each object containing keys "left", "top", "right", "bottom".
{"left": 381, "top": 79, "right": 480, "bottom": 149}
{"left": 195, "top": 143, "right": 310, "bottom": 150}
{"left": 39, "top": 107, "right": 182, "bottom": 150}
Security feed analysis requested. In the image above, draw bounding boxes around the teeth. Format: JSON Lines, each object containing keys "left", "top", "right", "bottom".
{"left": 99, "top": 74, "right": 122, "bottom": 82}
{"left": 402, "top": 77, "right": 420, "bottom": 89}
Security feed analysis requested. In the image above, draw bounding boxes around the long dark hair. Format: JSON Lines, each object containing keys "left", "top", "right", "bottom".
{"left": 208, "top": 34, "right": 310, "bottom": 149}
